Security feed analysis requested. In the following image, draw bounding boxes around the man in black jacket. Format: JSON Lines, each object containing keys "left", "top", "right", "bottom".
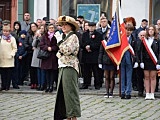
{"left": 80, "top": 22, "right": 103, "bottom": 90}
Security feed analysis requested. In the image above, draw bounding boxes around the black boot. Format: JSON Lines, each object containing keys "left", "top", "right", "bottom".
{"left": 45, "top": 87, "right": 50, "bottom": 92}
{"left": 37, "top": 85, "right": 41, "bottom": 91}
{"left": 40, "top": 85, "right": 44, "bottom": 91}
{"left": 49, "top": 86, "right": 53, "bottom": 93}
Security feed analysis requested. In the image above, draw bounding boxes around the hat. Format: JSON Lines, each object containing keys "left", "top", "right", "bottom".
{"left": 20, "top": 30, "right": 27, "bottom": 35}
{"left": 42, "top": 17, "right": 49, "bottom": 21}
{"left": 142, "top": 19, "right": 148, "bottom": 22}
{"left": 2, "top": 20, "right": 10, "bottom": 25}
{"left": 57, "top": 16, "right": 79, "bottom": 31}
{"left": 88, "top": 22, "right": 96, "bottom": 26}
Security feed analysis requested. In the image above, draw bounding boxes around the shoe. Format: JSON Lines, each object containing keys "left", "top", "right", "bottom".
{"left": 80, "top": 85, "right": 88, "bottom": 89}
{"left": 104, "top": 94, "right": 109, "bottom": 98}
{"left": 126, "top": 95, "right": 131, "bottom": 99}
{"left": 40, "top": 86, "right": 44, "bottom": 91}
{"left": 133, "top": 86, "right": 138, "bottom": 91}
{"left": 49, "top": 87, "right": 53, "bottom": 93}
{"left": 0, "top": 87, "right": 6, "bottom": 91}
{"left": 95, "top": 86, "right": 100, "bottom": 90}
{"left": 45, "top": 87, "right": 50, "bottom": 92}
{"left": 109, "top": 93, "right": 113, "bottom": 98}
{"left": 5, "top": 88, "right": 9, "bottom": 91}
{"left": 138, "top": 91, "right": 143, "bottom": 97}
{"left": 34, "top": 84, "right": 37, "bottom": 89}
{"left": 121, "top": 94, "right": 125, "bottom": 99}
{"left": 150, "top": 93, "right": 155, "bottom": 100}
{"left": 13, "top": 86, "right": 20, "bottom": 89}
{"left": 145, "top": 93, "right": 150, "bottom": 100}
{"left": 31, "top": 84, "right": 34, "bottom": 89}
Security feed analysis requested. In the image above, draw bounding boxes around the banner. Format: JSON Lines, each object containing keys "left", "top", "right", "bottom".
{"left": 102, "top": 1, "right": 129, "bottom": 65}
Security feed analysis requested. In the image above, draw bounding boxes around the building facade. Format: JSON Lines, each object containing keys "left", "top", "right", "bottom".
{"left": 0, "top": 0, "right": 159, "bottom": 28}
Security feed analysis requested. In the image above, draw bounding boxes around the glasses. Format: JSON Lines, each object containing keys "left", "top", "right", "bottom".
{"left": 48, "top": 27, "right": 54, "bottom": 29}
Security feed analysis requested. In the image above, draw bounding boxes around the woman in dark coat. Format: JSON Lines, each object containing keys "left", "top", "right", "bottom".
{"left": 39, "top": 23, "right": 59, "bottom": 92}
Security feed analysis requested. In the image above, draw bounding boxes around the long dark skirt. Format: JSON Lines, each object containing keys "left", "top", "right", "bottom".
{"left": 54, "top": 67, "right": 81, "bottom": 120}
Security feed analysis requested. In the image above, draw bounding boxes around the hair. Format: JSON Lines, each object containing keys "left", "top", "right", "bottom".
{"left": 47, "top": 23, "right": 57, "bottom": 32}
{"left": 36, "top": 19, "right": 41, "bottom": 21}
{"left": 77, "top": 15, "right": 84, "bottom": 19}
{"left": 125, "top": 17, "right": 136, "bottom": 27}
{"left": 13, "top": 21, "right": 21, "bottom": 34}
{"left": 67, "top": 22, "right": 76, "bottom": 32}
{"left": 2, "top": 26, "right": 11, "bottom": 31}
{"left": 76, "top": 19, "right": 82, "bottom": 24}
{"left": 146, "top": 24, "right": 158, "bottom": 39}
{"left": 28, "top": 22, "right": 38, "bottom": 35}
{"left": 40, "top": 24, "right": 47, "bottom": 35}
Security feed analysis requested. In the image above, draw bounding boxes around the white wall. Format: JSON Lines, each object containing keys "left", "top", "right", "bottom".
{"left": 34, "top": 0, "right": 47, "bottom": 22}
{"left": 50, "top": 0, "right": 59, "bottom": 20}
{"left": 112, "top": 0, "right": 149, "bottom": 27}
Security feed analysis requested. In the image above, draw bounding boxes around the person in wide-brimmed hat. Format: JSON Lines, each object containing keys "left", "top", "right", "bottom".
{"left": 54, "top": 15, "right": 81, "bottom": 120}
{"left": 56, "top": 15, "right": 79, "bottom": 31}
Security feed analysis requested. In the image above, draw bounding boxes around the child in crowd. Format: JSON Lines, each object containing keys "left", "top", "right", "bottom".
{"left": 15, "top": 30, "right": 27, "bottom": 85}
{"left": 120, "top": 25, "right": 136, "bottom": 99}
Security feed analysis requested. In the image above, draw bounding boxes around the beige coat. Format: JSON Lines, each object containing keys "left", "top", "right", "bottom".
{"left": 56, "top": 34, "right": 79, "bottom": 73}
{"left": 0, "top": 36, "right": 17, "bottom": 67}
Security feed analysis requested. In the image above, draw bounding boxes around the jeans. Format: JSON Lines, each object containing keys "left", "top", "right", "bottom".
{"left": 37, "top": 68, "right": 46, "bottom": 85}
{"left": 121, "top": 60, "right": 133, "bottom": 95}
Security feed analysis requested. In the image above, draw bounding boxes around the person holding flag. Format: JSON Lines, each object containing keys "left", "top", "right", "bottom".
{"left": 140, "top": 24, "right": 160, "bottom": 100}
{"left": 120, "top": 25, "right": 136, "bottom": 99}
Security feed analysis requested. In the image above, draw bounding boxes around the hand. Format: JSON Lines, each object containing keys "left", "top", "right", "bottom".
{"left": 140, "top": 63, "right": 144, "bottom": 69}
{"left": 86, "top": 45, "right": 91, "bottom": 52}
{"left": 19, "top": 56, "right": 22, "bottom": 60}
{"left": 48, "top": 47, "right": 52, "bottom": 51}
{"left": 133, "top": 62, "right": 138, "bottom": 68}
{"left": 117, "top": 65, "right": 119, "bottom": 70}
{"left": 156, "top": 65, "right": 160, "bottom": 70}
{"left": 98, "top": 64, "right": 102, "bottom": 69}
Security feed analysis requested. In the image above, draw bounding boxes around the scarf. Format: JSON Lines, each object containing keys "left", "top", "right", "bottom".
{"left": 57, "top": 31, "right": 74, "bottom": 46}
{"left": 48, "top": 31, "right": 54, "bottom": 41}
{"left": 2, "top": 34, "right": 12, "bottom": 41}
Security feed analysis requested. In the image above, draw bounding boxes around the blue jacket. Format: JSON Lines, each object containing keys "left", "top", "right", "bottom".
{"left": 16, "top": 38, "right": 27, "bottom": 58}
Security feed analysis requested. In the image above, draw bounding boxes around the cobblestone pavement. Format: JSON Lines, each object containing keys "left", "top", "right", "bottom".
{"left": 0, "top": 93, "right": 160, "bottom": 120}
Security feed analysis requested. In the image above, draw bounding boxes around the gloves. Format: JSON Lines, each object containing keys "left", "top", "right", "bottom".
{"left": 98, "top": 64, "right": 102, "bottom": 69}
{"left": 140, "top": 63, "right": 144, "bottom": 69}
{"left": 133, "top": 62, "right": 138, "bottom": 68}
{"left": 156, "top": 65, "right": 160, "bottom": 70}
{"left": 117, "top": 65, "right": 119, "bottom": 70}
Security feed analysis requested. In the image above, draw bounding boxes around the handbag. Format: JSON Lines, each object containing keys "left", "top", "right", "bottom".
{"left": 37, "top": 49, "right": 50, "bottom": 59}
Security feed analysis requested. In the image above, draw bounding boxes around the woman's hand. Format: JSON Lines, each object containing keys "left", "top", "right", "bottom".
{"left": 48, "top": 47, "right": 52, "bottom": 51}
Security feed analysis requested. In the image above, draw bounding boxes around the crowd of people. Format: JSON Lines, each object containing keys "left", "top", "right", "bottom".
{"left": 0, "top": 12, "right": 160, "bottom": 102}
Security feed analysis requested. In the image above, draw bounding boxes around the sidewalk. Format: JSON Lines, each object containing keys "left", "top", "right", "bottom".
{"left": 1, "top": 77, "right": 160, "bottom": 98}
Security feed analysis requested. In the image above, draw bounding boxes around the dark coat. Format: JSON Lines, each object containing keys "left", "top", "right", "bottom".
{"left": 39, "top": 33, "right": 59, "bottom": 70}
{"left": 97, "top": 27, "right": 109, "bottom": 40}
{"left": 140, "top": 39, "right": 160, "bottom": 64}
{"left": 98, "top": 44, "right": 114, "bottom": 65}
{"left": 24, "top": 33, "right": 34, "bottom": 54}
{"left": 81, "top": 30, "right": 102, "bottom": 63}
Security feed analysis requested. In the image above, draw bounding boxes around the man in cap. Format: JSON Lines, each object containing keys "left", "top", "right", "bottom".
{"left": 81, "top": 22, "right": 103, "bottom": 90}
